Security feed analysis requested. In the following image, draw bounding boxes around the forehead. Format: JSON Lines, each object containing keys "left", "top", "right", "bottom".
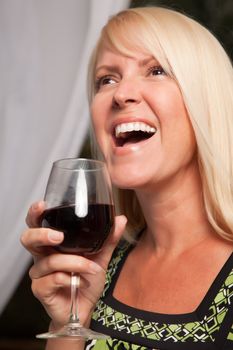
{"left": 93, "top": 21, "right": 172, "bottom": 77}
{"left": 95, "top": 43, "right": 157, "bottom": 70}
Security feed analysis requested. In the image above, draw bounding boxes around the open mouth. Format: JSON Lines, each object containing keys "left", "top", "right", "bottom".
{"left": 113, "top": 122, "right": 157, "bottom": 147}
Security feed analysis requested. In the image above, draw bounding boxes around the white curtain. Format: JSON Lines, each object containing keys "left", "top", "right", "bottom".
{"left": 0, "top": 0, "right": 130, "bottom": 315}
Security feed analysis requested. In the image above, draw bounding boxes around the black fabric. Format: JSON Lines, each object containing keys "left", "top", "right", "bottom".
{"left": 87, "top": 242, "right": 233, "bottom": 350}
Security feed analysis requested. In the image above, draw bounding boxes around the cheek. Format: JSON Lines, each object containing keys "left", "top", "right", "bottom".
{"left": 90, "top": 100, "right": 100, "bottom": 128}
{"left": 91, "top": 99, "right": 103, "bottom": 131}
{"left": 91, "top": 93, "right": 110, "bottom": 126}
{"left": 146, "top": 81, "right": 186, "bottom": 119}
{"left": 147, "top": 86, "right": 196, "bottom": 160}
{"left": 90, "top": 105, "right": 109, "bottom": 158}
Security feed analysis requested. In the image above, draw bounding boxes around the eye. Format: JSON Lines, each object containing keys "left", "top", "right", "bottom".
{"left": 95, "top": 75, "right": 116, "bottom": 91}
{"left": 147, "top": 65, "right": 166, "bottom": 77}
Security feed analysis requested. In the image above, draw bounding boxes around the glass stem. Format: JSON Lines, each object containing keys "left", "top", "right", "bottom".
{"left": 69, "top": 272, "right": 80, "bottom": 324}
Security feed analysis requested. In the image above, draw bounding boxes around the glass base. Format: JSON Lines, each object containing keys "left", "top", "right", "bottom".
{"left": 36, "top": 322, "right": 110, "bottom": 340}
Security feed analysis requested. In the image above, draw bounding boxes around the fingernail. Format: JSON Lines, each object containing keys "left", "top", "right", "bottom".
{"left": 32, "top": 203, "right": 39, "bottom": 211}
{"left": 48, "top": 230, "right": 63, "bottom": 242}
{"left": 32, "top": 201, "right": 44, "bottom": 211}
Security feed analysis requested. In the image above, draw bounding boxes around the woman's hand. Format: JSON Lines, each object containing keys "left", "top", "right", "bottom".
{"left": 20, "top": 201, "right": 127, "bottom": 330}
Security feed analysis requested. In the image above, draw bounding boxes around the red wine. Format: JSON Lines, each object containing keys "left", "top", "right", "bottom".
{"left": 40, "top": 204, "right": 114, "bottom": 254}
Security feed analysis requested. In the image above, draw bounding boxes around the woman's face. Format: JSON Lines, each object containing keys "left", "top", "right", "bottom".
{"left": 91, "top": 44, "right": 197, "bottom": 191}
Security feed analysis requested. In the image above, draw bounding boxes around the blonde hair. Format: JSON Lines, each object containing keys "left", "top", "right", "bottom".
{"left": 88, "top": 7, "right": 233, "bottom": 241}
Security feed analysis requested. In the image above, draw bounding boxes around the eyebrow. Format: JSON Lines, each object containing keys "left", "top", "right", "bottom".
{"left": 95, "top": 64, "right": 119, "bottom": 76}
{"left": 139, "top": 56, "right": 158, "bottom": 67}
{"left": 95, "top": 56, "right": 159, "bottom": 76}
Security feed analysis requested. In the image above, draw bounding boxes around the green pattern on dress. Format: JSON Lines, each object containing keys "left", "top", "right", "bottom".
{"left": 227, "top": 323, "right": 233, "bottom": 340}
{"left": 86, "top": 339, "right": 149, "bottom": 350}
{"left": 88, "top": 243, "right": 233, "bottom": 349}
{"left": 102, "top": 241, "right": 130, "bottom": 298}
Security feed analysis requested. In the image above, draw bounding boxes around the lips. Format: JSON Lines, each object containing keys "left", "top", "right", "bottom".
{"left": 113, "top": 121, "right": 157, "bottom": 147}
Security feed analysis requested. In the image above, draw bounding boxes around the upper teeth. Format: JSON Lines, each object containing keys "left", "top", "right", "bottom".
{"left": 115, "top": 122, "right": 156, "bottom": 138}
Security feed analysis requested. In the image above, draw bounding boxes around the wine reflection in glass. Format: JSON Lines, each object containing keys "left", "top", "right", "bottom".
{"left": 36, "top": 158, "right": 114, "bottom": 339}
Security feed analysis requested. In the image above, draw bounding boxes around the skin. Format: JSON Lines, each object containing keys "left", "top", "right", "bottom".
{"left": 21, "top": 203, "right": 127, "bottom": 350}
{"left": 91, "top": 44, "right": 233, "bottom": 313}
{"left": 92, "top": 44, "right": 197, "bottom": 192}
{"left": 21, "top": 43, "right": 233, "bottom": 349}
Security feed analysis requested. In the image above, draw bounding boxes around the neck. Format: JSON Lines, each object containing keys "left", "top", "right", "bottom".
{"left": 135, "top": 164, "right": 215, "bottom": 256}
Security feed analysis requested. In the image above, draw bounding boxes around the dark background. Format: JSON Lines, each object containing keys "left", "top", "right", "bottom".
{"left": 0, "top": 1, "right": 232, "bottom": 349}
{"left": 131, "top": 0, "right": 232, "bottom": 58}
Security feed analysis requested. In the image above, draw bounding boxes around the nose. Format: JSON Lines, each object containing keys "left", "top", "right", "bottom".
{"left": 112, "top": 78, "right": 141, "bottom": 109}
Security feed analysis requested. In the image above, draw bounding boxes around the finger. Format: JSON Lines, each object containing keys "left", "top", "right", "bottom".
{"left": 20, "top": 227, "right": 64, "bottom": 257}
{"left": 29, "top": 253, "right": 103, "bottom": 279}
{"left": 31, "top": 272, "right": 89, "bottom": 301}
{"left": 25, "top": 201, "right": 45, "bottom": 228}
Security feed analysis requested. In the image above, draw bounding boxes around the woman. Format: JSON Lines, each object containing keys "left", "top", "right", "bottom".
{"left": 21, "top": 6, "right": 233, "bottom": 350}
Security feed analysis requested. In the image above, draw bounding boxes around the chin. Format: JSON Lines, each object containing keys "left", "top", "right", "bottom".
{"left": 108, "top": 163, "right": 150, "bottom": 190}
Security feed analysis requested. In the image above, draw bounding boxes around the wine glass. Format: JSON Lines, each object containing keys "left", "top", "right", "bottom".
{"left": 36, "top": 158, "right": 114, "bottom": 339}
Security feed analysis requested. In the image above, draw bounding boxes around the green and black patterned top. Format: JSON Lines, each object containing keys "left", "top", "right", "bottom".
{"left": 86, "top": 241, "right": 233, "bottom": 350}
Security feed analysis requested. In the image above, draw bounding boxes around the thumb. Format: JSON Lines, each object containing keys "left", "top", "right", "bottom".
{"left": 108, "top": 215, "right": 128, "bottom": 248}
{"left": 95, "top": 215, "right": 127, "bottom": 268}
